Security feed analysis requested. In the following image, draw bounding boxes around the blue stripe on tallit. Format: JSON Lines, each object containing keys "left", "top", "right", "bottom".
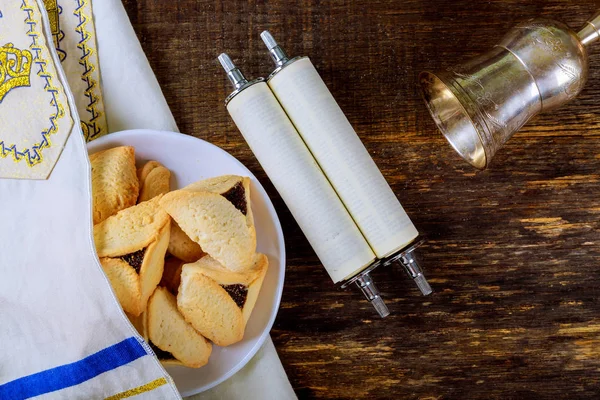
{"left": 0, "top": 337, "right": 148, "bottom": 400}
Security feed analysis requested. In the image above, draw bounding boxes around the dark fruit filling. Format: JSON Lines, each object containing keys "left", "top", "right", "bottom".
{"left": 222, "top": 182, "right": 247, "bottom": 216}
{"left": 149, "top": 341, "right": 175, "bottom": 361}
{"left": 120, "top": 248, "right": 146, "bottom": 273}
{"left": 221, "top": 284, "right": 248, "bottom": 309}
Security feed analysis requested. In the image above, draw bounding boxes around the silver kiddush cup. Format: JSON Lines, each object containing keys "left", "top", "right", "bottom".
{"left": 420, "top": 11, "right": 600, "bottom": 169}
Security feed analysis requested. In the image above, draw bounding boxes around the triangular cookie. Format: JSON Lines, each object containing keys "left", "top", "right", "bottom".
{"left": 159, "top": 189, "right": 256, "bottom": 272}
{"left": 176, "top": 253, "right": 268, "bottom": 346}
{"left": 137, "top": 160, "right": 171, "bottom": 203}
{"left": 94, "top": 197, "right": 170, "bottom": 257}
{"left": 90, "top": 146, "right": 139, "bottom": 224}
{"left": 183, "top": 175, "right": 254, "bottom": 231}
{"left": 167, "top": 221, "right": 204, "bottom": 263}
{"left": 96, "top": 199, "right": 171, "bottom": 316}
{"left": 147, "top": 287, "right": 212, "bottom": 368}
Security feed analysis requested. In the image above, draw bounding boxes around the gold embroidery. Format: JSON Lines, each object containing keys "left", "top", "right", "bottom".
{"left": 42, "top": 0, "right": 59, "bottom": 36}
{"left": 42, "top": 0, "right": 64, "bottom": 60}
{"left": 0, "top": 43, "right": 32, "bottom": 103}
{"left": 0, "top": 0, "right": 68, "bottom": 167}
{"left": 104, "top": 377, "right": 168, "bottom": 400}
{"left": 74, "top": 0, "right": 105, "bottom": 141}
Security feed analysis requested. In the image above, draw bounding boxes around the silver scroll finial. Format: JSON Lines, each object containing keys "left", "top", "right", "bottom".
{"left": 260, "top": 31, "right": 290, "bottom": 68}
{"left": 355, "top": 273, "right": 390, "bottom": 318}
{"left": 398, "top": 247, "right": 433, "bottom": 296}
{"left": 218, "top": 53, "right": 249, "bottom": 90}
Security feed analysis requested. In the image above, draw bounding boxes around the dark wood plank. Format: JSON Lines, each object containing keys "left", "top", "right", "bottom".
{"left": 120, "top": 0, "right": 600, "bottom": 398}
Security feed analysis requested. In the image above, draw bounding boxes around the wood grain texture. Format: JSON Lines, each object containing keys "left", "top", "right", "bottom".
{"left": 121, "top": 1, "right": 600, "bottom": 398}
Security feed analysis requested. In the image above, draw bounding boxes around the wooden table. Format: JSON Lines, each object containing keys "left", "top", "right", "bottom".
{"left": 122, "top": 1, "right": 600, "bottom": 398}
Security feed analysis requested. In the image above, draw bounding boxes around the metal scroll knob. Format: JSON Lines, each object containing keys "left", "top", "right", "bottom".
{"left": 260, "top": 31, "right": 290, "bottom": 67}
{"left": 355, "top": 273, "right": 390, "bottom": 318}
{"left": 218, "top": 53, "right": 248, "bottom": 90}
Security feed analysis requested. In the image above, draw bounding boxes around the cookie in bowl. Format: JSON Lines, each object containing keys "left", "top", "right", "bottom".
{"left": 183, "top": 175, "right": 254, "bottom": 224}
{"left": 165, "top": 175, "right": 254, "bottom": 264}
{"left": 176, "top": 253, "right": 268, "bottom": 346}
{"left": 159, "top": 183, "right": 256, "bottom": 272}
{"left": 168, "top": 221, "right": 204, "bottom": 263}
{"left": 146, "top": 287, "right": 212, "bottom": 368}
{"left": 137, "top": 160, "right": 171, "bottom": 203}
{"left": 94, "top": 198, "right": 171, "bottom": 316}
{"left": 90, "top": 146, "right": 139, "bottom": 225}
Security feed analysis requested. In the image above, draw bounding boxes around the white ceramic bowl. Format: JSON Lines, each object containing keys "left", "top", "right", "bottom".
{"left": 87, "top": 129, "right": 285, "bottom": 396}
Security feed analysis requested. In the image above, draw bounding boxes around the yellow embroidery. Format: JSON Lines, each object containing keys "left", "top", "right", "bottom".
{"left": 42, "top": 0, "right": 59, "bottom": 36}
{"left": 0, "top": 1, "right": 66, "bottom": 167}
{"left": 74, "top": 0, "right": 104, "bottom": 141}
{"left": 0, "top": 43, "right": 32, "bottom": 103}
{"left": 41, "top": 0, "right": 105, "bottom": 141}
{"left": 104, "top": 377, "right": 168, "bottom": 400}
{"left": 73, "top": 0, "right": 104, "bottom": 141}
{"left": 42, "top": 0, "right": 65, "bottom": 61}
